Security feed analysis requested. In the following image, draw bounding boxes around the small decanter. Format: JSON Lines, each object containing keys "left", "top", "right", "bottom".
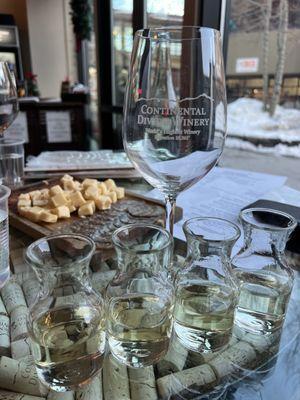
{"left": 174, "top": 217, "right": 240, "bottom": 353}
{"left": 232, "top": 208, "right": 297, "bottom": 335}
{"left": 106, "top": 223, "right": 174, "bottom": 368}
{"left": 26, "top": 234, "right": 106, "bottom": 392}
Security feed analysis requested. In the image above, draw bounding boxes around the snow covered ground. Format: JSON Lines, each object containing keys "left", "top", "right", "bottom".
{"left": 226, "top": 98, "right": 300, "bottom": 157}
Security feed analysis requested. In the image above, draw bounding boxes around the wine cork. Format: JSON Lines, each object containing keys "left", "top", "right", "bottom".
{"left": 1, "top": 281, "right": 27, "bottom": 314}
{"left": 10, "top": 306, "right": 29, "bottom": 342}
{"left": 0, "top": 296, "right": 7, "bottom": 316}
{"left": 156, "top": 336, "right": 188, "bottom": 377}
{"left": 0, "top": 315, "right": 10, "bottom": 356}
{"left": 208, "top": 341, "right": 257, "bottom": 379}
{"left": 22, "top": 279, "right": 40, "bottom": 307}
{"left": 0, "top": 356, "right": 48, "bottom": 396}
{"left": 0, "top": 390, "right": 45, "bottom": 399}
{"left": 10, "top": 249, "right": 29, "bottom": 275}
{"left": 156, "top": 363, "right": 217, "bottom": 399}
{"left": 102, "top": 355, "right": 130, "bottom": 400}
{"left": 11, "top": 337, "right": 32, "bottom": 360}
{"left": 47, "top": 390, "right": 74, "bottom": 399}
{"left": 92, "top": 271, "right": 116, "bottom": 294}
{"left": 14, "top": 272, "right": 36, "bottom": 286}
{"left": 75, "top": 375, "right": 103, "bottom": 400}
{"left": 128, "top": 366, "right": 157, "bottom": 400}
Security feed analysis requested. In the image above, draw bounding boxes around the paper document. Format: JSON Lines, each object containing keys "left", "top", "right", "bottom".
{"left": 46, "top": 111, "right": 72, "bottom": 143}
{"left": 147, "top": 167, "right": 287, "bottom": 241}
{"left": 5, "top": 112, "right": 29, "bottom": 143}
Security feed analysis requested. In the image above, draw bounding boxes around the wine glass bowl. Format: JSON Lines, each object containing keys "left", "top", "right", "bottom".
{"left": 0, "top": 61, "right": 19, "bottom": 136}
{"left": 123, "top": 27, "right": 227, "bottom": 233}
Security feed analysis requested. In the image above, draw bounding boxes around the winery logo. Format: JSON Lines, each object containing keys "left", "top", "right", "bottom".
{"left": 135, "top": 94, "right": 213, "bottom": 140}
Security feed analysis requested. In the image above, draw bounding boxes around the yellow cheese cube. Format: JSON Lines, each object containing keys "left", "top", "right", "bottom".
{"left": 84, "top": 185, "right": 99, "bottom": 201}
{"left": 18, "top": 206, "right": 31, "bottom": 217}
{"left": 18, "top": 193, "right": 30, "bottom": 201}
{"left": 51, "top": 205, "right": 70, "bottom": 219}
{"left": 97, "top": 182, "right": 108, "bottom": 195}
{"left": 50, "top": 185, "right": 64, "bottom": 196}
{"left": 63, "top": 179, "right": 77, "bottom": 191}
{"left": 69, "top": 191, "right": 86, "bottom": 208}
{"left": 61, "top": 174, "right": 73, "bottom": 182}
{"left": 39, "top": 210, "right": 58, "bottom": 223}
{"left": 95, "top": 195, "right": 112, "bottom": 210}
{"left": 104, "top": 179, "right": 116, "bottom": 191}
{"left": 107, "top": 191, "right": 117, "bottom": 203}
{"left": 115, "top": 187, "right": 125, "bottom": 199}
{"left": 32, "top": 198, "right": 49, "bottom": 207}
{"left": 86, "top": 200, "right": 96, "bottom": 213}
{"left": 73, "top": 181, "right": 82, "bottom": 191}
{"left": 28, "top": 190, "right": 41, "bottom": 200}
{"left": 66, "top": 201, "right": 76, "bottom": 213}
{"left": 25, "top": 207, "right": 44, "bottom": 222}
{"left": 82, "top": 178, "right": 98, "bottom": 189}
{"left": 17, "top": 199, "right": 31, "bottom": 208}
{"left": 40, "top": 188, "right": 50, "bottom": 198}
{"left": 51, "top": 192, "right": 68, "bottom": 207}
{"left": 78, "top": 202, "right": 95, "bottom": 217}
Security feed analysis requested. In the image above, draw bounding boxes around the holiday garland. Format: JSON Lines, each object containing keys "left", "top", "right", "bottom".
{"left": 69, "top": 0, "right": 93, "bottom": 47}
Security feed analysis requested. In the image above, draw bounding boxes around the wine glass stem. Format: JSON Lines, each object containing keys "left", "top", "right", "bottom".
{"left": 165, "top": 196, "right": 177, "bottom": 236}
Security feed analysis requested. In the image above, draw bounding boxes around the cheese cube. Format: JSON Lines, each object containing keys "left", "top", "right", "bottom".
{"left": 51, "top": 205, "right": 70, "bottom": 219}
{"left": 86, "top": 200, "right": 96, "bottom": 212}
{"left": 39, "top": 210, "right": 58, "bottom": 223}
{"left": 97, "top": 182, "right": 108, "bottom": 195}
{"left": 104, "top": 179, "right": 116, "bottom": 191}
{"left": 50, "top": 185, "right": 64, "bottom": 196}
{"left": 32, "top": 198, "right": 48, "bottom": 207}
{"left": 73, "top": 181, "right": 82, "bottom": 191}
{"left": 28, "top": 190, "right": 41, "bottom": 200}
{"left": 115, "top": 187, "right": 125, "bottom": 199}
{"left": 18, "top": 193, "right": 30, "bottom": 201}
{"left": 107, "top": 191, "right": 117, "bottom": 203}
{"left": 25, "top": 207, "right": 44, "bottom": 222}
{"left": 40, "top": 188, "right": 50, "bottom": 198}
{"left": 95, "top": 195, "right": 112, "bottom": 210}
{"left": 17, "top": 199, "right": 31, "bottom": 208}
{"left": 84, "top": 185, "right": 99, "bottom": 201}
{"left": 82, "top": 178, "right": 98, "bottom": 189}
{"left": 78, "top": 202, "right": 95, "bottom": 217}
{"left": 69, "top": 191, "right": 86, "bottom": 208}
{"left": 51, "top": 192, "right": 68, "bottom": 207}
{"left": 61, "top": 174, "right": 74, "bottom": 182}
{"left": 65, "top": 201, "right": 76, "bottom": 213}
{"left": 18, "top": 206, "right": 31, "bottom": 217}
{"left": 63, "top": 179, "right": 77, "bottom": 191}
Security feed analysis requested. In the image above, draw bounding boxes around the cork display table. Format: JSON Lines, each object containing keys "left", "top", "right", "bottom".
{"left": 0, "top": 227, "right": 299, "bottom": 400}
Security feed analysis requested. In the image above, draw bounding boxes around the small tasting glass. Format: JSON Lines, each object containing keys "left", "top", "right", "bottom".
{"left": 26, "top": 234, "right": 106, "bottom": 392}
{"left": 0, "top": 138, "right": 24, "bottom": 188}
{"left": 0, "top": 184, "right": 11, "bottom": 288}
{"left": 107, "top": 223, "right": 174, "bottom": 368}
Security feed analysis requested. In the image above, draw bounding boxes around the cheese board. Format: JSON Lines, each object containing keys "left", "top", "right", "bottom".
{"left": 8, "top": 178, "right": 182, "bottom": 255}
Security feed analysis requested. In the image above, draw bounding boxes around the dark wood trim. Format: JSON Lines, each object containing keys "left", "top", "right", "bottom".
{"left": 132, "top": 0, "right": 145, "bottom": 33}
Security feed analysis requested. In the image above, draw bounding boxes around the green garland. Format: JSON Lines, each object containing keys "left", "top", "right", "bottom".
{"left": 69, "top": 0, "right": 93, "bottom": 44}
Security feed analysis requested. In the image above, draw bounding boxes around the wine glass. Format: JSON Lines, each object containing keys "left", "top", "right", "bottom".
{"left": 123, "top": 27, "right": 227, "bottom": 234}
{"left": 0, "top": 61, "right": 19, "bottom": 136}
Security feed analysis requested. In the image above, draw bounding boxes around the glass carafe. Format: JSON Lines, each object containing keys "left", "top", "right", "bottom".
{"left": 106, "top": 224, "right": 174, "bottom": 368}
{"left": 174, "top": 217, "right": 240, "bottom": 353}
{"left": 26, "top": 234, "right": 106, "bottom": 392}
{"left": 232, "top": 208, "right": 297, "bottom": 335}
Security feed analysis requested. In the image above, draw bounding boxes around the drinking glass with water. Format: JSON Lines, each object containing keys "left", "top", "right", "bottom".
{"left": 0, "top": 138, "right": 24, "bottom": 188}
{"left": 0, "top": 185, "right": 11, "bottom": 288}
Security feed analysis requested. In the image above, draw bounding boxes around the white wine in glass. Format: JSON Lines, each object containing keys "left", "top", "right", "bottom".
{"left": 123, "top": 27, "right": 227, "bottom": 234}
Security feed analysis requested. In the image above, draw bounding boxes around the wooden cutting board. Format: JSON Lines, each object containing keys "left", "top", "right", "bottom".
{"left": 9, "top": 179, "right": 182, "bottom": 257}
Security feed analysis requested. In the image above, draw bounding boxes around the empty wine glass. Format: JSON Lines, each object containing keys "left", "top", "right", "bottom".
{"left": 0, "top": 62, "right": 18, "bottom": 136}
{"left": 123, "top": 27, "right": 227, "bottom": 234}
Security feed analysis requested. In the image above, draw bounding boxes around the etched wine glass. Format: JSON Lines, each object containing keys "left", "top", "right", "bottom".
{"left": 123, "top": 27, "right": 227, "bottom": 234}
{"left": 0, "top": 61, "right": 18, "bottom": 136}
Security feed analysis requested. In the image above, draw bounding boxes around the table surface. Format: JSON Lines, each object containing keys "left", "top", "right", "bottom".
{"left": 4, "top": 176, "right": 300, "bottom": 399}
{"left": 4, "top": 223, "right": 300, "bottom": 400}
